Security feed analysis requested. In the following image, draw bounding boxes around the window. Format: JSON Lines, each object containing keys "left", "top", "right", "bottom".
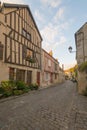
{"left": 26, "top": 49, "right": 35, "bottom": 63}
{"left": 44, "top": 72, "right": 50, "bottom": 81}
{"left": 46, "top": 72, "right": 48, "bottom": 80}
{"left": 48, "top": 59, "right": 51, "bottom": 67}
{"left": 9, "top": 68, "right": 15, "bottom": 80}
{"left": 26, "top": 49, "right": 33, "bottom": 59}
{"left": 22, "top": 29, "right": 31, "bottom": 41}
{"left": 22, "top": 29, "right": 26, "bottom": 37}
{"left": 27, "top": 33, "right": 31, "bottom": 40}
{"left": 55, "top": 63, "right": 57, "bottom": 71}
{"left": 16, "top": 69, "right": 25, "bottom": 82}
{"left": 0, "top": 43, "right": 3, "bottom": 60}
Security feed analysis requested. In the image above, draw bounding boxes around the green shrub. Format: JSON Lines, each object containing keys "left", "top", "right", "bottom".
{"left": 29, "top": 83, "right": 39, "bottom": 90}
{"left": 1, "top": 81, "right": 13, "bottom": 97}
{"left": 33, "top": 83, "right": 39, "bottom": 90}
{"left": 16, "top": 81, "right": 26, "bottom": 90}
{"left": 23, "top": 87, "right": 30, "bottom": 93}
{"left": 0, "top": 80, "right": 39, "bottom": 98}
{"left": 13, "top": 90, "right": 23, "bottom": 95}
{"left": 1, "top": 80, "right": 17, "bottom": 90}
{"left": 3, "top": 91, "right": 12, "bottom": 97}
{"left": 0, "top": 80, "right": 26, "bottom": 97}
{"left": 78, "top": 61, "right": 87, "bottom": 72}
{"left": 0, "top": 87, "right": 4, "bottom": 94}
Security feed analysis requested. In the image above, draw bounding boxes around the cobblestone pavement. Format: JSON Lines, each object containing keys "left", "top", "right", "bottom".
{"left": 0, "top": 80, "right": 87, "bottom": 130}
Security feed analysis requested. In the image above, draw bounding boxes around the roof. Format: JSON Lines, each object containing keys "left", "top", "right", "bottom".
{"left": 42, "top": 49, "right": 59, "bottom": 63}
{"left": 2, "top": 3, "right": 43, "bottom": 41}
{"left": 75, "top": 22, "right": 87, "bottom": 35}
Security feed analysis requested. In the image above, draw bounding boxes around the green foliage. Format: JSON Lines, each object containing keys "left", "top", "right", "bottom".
{"left": 1, "top": 81, "right": 14, "bottom": 97}
{"left": 13, "top": 90, "right": 23, "bottom": 95}
{"left": 66, "top": 65, "right": 78, "bottom": 78}
{"left": 3, "top": 91, "right": 12, "bottom": 97}
{"left": 0, "top": 80, "right": 38, "bottom": 98}
{"left": 0, "top": 87, "right": 4, "bottom": 94}
{"left": 82, "top": 87, "right": 87, "bottom": 96}
{"left": 16, "top": 81, "right": 26, "bottom": 90}
{"left": 26, "top": 56, "right": 36, "bottom": 63}
{"left": 1, "top": 80, "right": 16, "bottom": 90}
{"left": 78, "top": 61, "right": 87, "bottom": 72}
{"left": 23, "top": 87, "right": 30, "bottom": 93}
{"left": 29, "top": 83, "right": 39, "bottom": 90}
{"left": 69, "top": 65, "right": 78, "bottom": 73}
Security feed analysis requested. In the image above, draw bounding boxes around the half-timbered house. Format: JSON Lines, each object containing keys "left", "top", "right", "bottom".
{"left": 0, "top": 3, "right": 42, "bottom": 85}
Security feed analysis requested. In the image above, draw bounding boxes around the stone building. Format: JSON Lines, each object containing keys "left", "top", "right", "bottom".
{"left": 75, "top": 22, "right": 87, "bottom": 64}
{"left": 41, "top": 49, "right": 64, "bottom": 88}
{"left": 0, "top": 3, "right": 42, "bottom": 85}
{"left": 75, "top": 22, "right": 87, "bottom": 93}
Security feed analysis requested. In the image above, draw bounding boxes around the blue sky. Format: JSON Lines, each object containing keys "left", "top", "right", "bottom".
{"left": 1, "top": 0, "right": 87, "bottom": 69}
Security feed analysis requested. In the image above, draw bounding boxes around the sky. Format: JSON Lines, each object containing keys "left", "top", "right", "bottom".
{"left": 1, "top": 0, "right": 87, "bottom": 70}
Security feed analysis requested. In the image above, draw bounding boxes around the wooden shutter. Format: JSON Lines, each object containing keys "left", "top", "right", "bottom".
{"left": 0, "top": 43, "right": 3, "bottom": 60}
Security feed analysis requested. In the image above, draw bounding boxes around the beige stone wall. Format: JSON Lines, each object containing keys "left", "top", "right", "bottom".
{"left": 78, "top": 71, "right": 87, "bottom": 94}
{"left": 0, "top": 61, "right": 40, "bottom": 84}
{"left": 58, "top": 72, "right": 65, "bottom": 83}
{"left": 0, "top": 13, "right": 6, "bottom": 48}
{"left": 75, "top": 23, "right": 87, "bottom": 65}
{"left": 0, "top": 61, "right": 9, "bottom": 83}
{"left": 75, "top": 23, "right": 87, "bottom": 93}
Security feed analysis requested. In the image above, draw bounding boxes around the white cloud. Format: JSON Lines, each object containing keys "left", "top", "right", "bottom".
{"left": 34, "top": 10, "right": 44, "bottom": 22}
{"left": 41, "top": 0, "right": 62, "bottom": 8}
{"left": 41, "top": 23, "right": 59, "bottom": 43}
{"left": 41, "top": 23, "right": 67, "bottom": 52}
{"left": 1, "top": 0, "right": 24, "bottom": 4}
{"left": 41, "top": 21, "right": 68, "bottom": 47}
{"left": 42, "top": 35, "right": 66, "bottom": 52}
{"left": 58, "top": 36, "right": 67, "bottom": 44}
{"left": 54, "top": 7, "right": 65, "bottom": 21}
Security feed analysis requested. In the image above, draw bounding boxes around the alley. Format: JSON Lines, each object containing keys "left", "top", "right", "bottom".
{"left": 0, "top": 80, "right": 87, "bottom": 130}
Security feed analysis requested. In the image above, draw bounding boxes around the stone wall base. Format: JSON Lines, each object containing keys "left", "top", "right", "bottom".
{"left": 78, "top": 71, "right": 87, "bottom": 94}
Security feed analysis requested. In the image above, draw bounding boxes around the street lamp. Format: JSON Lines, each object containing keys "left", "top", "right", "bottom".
{"left": 68, "top": 46, "right": 76, "bottom": 53}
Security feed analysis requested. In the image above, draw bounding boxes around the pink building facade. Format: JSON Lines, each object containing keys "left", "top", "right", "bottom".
{"left": 41, "top": 49, "right": 61, "bottom": 88}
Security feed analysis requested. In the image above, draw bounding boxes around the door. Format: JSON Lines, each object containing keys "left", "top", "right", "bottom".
{"left": 37, "top": 72, "right": 40, "bottom": 86}
{"left": 50, "top": 73, "right": 53, "bottom": 83}
{"left": 27, "top": 71, "right": 32, "bottom": 85}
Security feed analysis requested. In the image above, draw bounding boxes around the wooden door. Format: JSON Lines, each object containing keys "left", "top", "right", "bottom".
{"left": 27, "top": 71, "right": 32, "bottom": 85}
{"left": 37, "top": 72, "right": 40, "bottom": 86}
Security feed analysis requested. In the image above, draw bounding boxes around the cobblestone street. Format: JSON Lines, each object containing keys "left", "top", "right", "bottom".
{"left": 0, "top": 80, "right": 87, "bottom": 130}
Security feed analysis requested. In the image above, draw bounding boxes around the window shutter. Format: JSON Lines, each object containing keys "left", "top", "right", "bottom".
{"left": 0, "top": 43, "right": 3, "bottom": 60}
